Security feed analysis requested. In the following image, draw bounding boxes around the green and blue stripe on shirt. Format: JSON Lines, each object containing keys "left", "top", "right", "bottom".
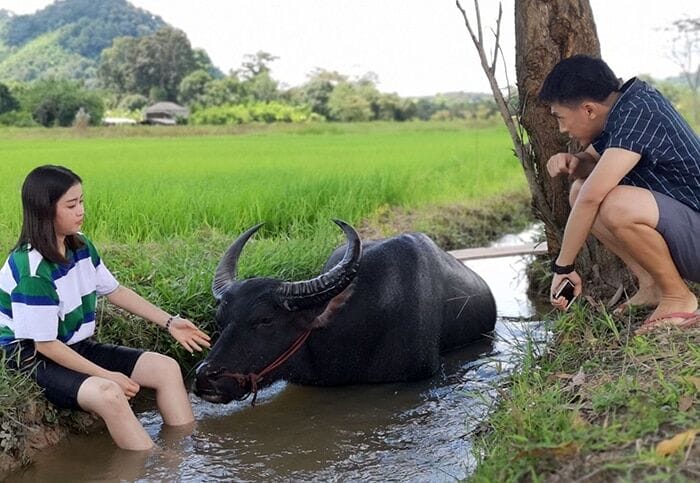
{"left": 0, "top": 234, "right": 119, "bottom": 345}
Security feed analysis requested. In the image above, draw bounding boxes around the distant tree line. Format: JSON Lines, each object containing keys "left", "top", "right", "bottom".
{"left": 0, "top": 22, "right": 696, "bottom": 128}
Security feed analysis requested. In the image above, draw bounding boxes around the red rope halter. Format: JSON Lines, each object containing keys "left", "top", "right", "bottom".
{"left": 219, "top": 329, "right": 312, "bottom": 406}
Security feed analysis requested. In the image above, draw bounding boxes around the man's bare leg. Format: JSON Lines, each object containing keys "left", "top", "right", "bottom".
{"left": 569, "top": 180, "right": 660, "bottom": 309}
{"left": 592, "top": 220, "right": 661, "bottom": 310}
{"left": 596, "top": 185, "right": 697, "bottom": 322}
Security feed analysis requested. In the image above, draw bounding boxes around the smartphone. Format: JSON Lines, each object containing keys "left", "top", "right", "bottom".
{"left": 554, "top": 279, "right": 577, "bottom": 310}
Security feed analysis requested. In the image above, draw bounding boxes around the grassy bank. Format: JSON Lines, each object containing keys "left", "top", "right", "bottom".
{"left": 470, "top": 304, "right": 700, "bottom": 481}
{"left": 0, "top": 122, "right": 533, "bottom": 472}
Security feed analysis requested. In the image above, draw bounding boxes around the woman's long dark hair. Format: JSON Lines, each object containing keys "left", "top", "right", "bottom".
{"left": 15, "top": 165, "right": 84, "bottom": 264}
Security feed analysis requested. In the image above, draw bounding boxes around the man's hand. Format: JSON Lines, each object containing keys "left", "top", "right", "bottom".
{"left": 547, "top": 152, "right": 579, "bottom": 178}
{"left": 550, "top": 271, "right": 583, "bottom": 311}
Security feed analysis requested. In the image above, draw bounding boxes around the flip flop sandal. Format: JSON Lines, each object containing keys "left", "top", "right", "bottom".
{"left": 635, "top": 311, "right": 700, "bottom": 335}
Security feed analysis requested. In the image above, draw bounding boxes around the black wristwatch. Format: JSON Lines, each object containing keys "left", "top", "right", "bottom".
{"left": 551, "top": 259, "right": 575, "bottom": 275}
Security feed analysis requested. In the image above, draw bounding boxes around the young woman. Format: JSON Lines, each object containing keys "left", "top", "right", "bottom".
{"left": 0, "top": 165, "right": 211, "bottom": 451}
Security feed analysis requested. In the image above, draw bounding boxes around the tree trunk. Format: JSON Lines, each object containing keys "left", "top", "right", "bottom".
{"left": 515, "top": 0, "right": 633, "bottom": 301}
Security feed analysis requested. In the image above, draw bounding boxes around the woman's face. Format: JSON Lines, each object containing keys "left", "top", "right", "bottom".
{"left": 54, "top": 183, "right": 84, "bottom": 238}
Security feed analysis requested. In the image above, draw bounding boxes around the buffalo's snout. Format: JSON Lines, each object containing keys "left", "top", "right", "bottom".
{"left": 193, "top": 361, "right": 247, "bottom": 404}
{"left": 193, "top": 361, "right": 227, "bottom": 402}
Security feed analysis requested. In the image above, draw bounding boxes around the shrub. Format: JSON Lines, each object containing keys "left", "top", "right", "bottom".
{"left": 190, "top": 102, "right": 313, "bottom": 125}
{"left": 0, "top": 110, "right": 39, "bottom": 127}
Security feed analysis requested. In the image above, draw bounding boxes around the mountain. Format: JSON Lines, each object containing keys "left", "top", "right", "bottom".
{"left": 0, "top": 0, "right": 166, "bottom": 85}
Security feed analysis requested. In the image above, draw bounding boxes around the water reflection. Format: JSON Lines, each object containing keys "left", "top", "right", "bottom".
{"left": 11, "top": 230, "right": 548, "bottom": 482}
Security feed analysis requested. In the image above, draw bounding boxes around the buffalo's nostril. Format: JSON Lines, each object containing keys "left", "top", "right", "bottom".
{"left": 193, "top": 362, "right": 223, "bottom": 393}
{"left": 194, "top": 360, "right": 208, "bottom": 376}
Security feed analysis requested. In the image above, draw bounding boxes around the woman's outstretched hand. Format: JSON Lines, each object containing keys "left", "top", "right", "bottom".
{"left": 168, "top": 318, "right": 211, "bottom": 353}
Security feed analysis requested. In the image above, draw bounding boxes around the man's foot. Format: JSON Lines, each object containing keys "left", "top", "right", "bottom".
{"left": 613, "top": 286, "right": 661, "bottom": 315}
{"left": 635, "top": 293, "right": 699, "bottom": 335}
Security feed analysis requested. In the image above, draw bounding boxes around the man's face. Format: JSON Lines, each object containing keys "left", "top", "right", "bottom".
{"left": 550, "top": 102, "right": 605, "bottom": 146}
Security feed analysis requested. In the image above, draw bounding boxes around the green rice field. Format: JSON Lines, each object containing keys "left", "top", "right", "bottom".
{"left": 0, "top": 122, "right": 525, "bottom": 247}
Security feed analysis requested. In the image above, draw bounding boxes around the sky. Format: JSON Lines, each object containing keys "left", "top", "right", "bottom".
{"left": 1, "top": 0, "right": 698, "bottom": 97}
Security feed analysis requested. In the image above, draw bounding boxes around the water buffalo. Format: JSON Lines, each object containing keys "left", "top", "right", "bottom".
{"left": 194, "top": 220, "right": 496, "bottom": 404}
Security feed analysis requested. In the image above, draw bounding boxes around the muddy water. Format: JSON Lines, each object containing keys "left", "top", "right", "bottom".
{"left": 10, "top": 229, "right": 549, "bottom": 482}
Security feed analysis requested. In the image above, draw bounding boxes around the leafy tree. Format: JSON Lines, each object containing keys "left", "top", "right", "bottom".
{"left": 137, "top": 27, "right": 197, "bottom": 100}
{"left": 178, "top": 69, "right": 214, "bottom": 106}
{"left": 289, "top": 69, "right": 348, "bottom": 119}
{"left": 117, "top": 93, "right": 148, "bottom": 111}
{"left": 193, "top": 48, "right": 224, "bottom": 78}
{"left": 244, "top": 70, "right": 279, "bottom": 102}
{"left": 98, "top": 27, "right": 197, "bottom": 101}
{"left": 376, "top": 93, "right": 416, "bottom": 121}
{"left": 414, "top": 98, "right": 437, "bottom": 120}
{"left": 201, "top": 76, "right": 247, "bottom": 106}
{"left": 97, "top": 36, "right": 139, "bottom": 94}
{"left": 0, "top": 82, "right": 19, "bottom": 114}
{"left": 230, "top": 51, "right": 281, "bottom": 103}
{"left": 238, "top": 51, "right": 278, "bottom": 80}
{"left": 327, "top": 83, "right": 373, "bottom": 122}
{"left": 21, "top": 79, "right": 103, "bottom": 127}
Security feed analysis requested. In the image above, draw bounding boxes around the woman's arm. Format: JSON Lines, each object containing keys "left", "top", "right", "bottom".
{"left": 105, "top": 286, "right": 171, "bottom": 328}
{"left": 35, "top": 340, "right": 139, "bottom": 397}
{"left": 106, "top": 286, "right": 210, "bottom": 353}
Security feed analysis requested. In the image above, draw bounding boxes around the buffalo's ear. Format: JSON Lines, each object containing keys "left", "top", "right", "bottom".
{"left": 308, "top": 283, "right": 355, "bottom": 329}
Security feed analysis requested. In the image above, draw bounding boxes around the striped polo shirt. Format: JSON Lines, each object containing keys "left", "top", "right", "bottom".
{"left": 592, "top": 78, "right": 700, "bottom": 212}
{"left": 0, "top": 234, "right": 119, "bottom": 346}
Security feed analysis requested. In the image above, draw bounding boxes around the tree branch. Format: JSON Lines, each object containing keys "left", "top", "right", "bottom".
{"left": 455, "top": 0, "right": 525, "bottom": 162}
{"left": 473, "top": 0, "right": 484, "bottom": 45}
{"left": 490, "top": 3, "right": 503, "bottom": 74}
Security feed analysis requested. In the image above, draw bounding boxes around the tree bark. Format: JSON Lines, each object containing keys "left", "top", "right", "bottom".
{"left": 515, "top": 0, "right": 632, "bottom": 300}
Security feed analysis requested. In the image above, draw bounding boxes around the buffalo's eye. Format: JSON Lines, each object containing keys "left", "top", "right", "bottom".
{"left": 253, "top": 317, "right": 274, "bottom": 329}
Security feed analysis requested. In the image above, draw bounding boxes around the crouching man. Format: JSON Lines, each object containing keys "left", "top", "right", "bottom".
{"left": 539, "top": 55, "right": 699, "bottom": 333}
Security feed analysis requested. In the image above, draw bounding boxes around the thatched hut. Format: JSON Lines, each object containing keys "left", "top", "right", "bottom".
{"left": 143, "top": 102, "right": 189, "bottom": 125}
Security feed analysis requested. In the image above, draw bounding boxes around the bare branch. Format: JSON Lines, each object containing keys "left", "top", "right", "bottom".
{"left": 455, "top": 0, "right": 525, "bottom": 162}
{"left": 490, "top": 3, "right": 503, "bottom": 74}
{"left": 455, "top": 0, "right": 480, "bottom": 52}
{"left": 498, "top": 43, "right": 513, "bottom": 102}
{"left": 473, "top": 0, "right": 484, "bottom": 45}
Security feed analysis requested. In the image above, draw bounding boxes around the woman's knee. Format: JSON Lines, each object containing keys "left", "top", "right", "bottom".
{"left": 78, "top": 377, "right": 130, "bottom": 415}
{"left": 132, "top": 352, "right": 184, "bottom": 388}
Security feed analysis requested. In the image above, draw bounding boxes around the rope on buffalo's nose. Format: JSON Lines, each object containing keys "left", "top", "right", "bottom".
{"left": 219, "top": 328, "right": 312, "bottom": 406}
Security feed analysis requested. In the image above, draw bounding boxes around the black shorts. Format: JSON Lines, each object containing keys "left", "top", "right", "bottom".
{"left": 2, "top": 338, "right": 144, "bottom": 410}
{"left": 653, "top": 191, "right": 700, "bottom": 283}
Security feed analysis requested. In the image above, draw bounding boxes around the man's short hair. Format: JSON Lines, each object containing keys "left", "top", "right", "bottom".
{"left": 539, "top": 55, "right": 620, "bottom": 105}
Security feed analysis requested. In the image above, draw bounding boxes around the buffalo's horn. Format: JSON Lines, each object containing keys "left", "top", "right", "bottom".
{"left": 277, "top": 219, "right": 362, "bottom": 311}
{"left": 212, "top": 223, "right": 264, "bottom": 299}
